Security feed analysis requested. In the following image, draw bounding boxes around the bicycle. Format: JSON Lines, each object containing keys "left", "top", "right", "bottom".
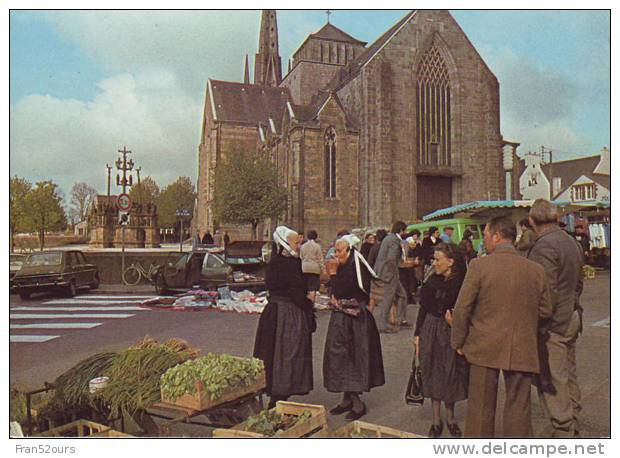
{"left": 122, "top": 262, "right": 161, "bottom": 286}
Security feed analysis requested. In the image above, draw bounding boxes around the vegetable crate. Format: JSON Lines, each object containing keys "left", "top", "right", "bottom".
{"left": 334, "top": 421, "right": 423, "bottom": 438}
{"left": 161, "top": 370, "right": 266, "bottom": 411}
{"left": 212, "top": 401, "right": 327, "bottom": 438}
{"left": 34, "top": 419, "right": 132, "bottom": 438}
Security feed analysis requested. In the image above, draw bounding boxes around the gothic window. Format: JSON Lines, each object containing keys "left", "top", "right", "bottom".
{"left": 324, "top": 127, "right": 337, "bottom": 198}
{"left": 417, "top": 45, "right": 451, "bottom": 166}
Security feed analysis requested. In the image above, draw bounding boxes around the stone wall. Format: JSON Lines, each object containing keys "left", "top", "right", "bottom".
{"left": 281, "top": 61, "right": 342, "bottom": 105}
{"left": 83, "top": 251, "right": 174, "bottom": 284}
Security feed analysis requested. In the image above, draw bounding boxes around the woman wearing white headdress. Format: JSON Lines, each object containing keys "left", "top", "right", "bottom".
{"left": 254, "top": 226, "right": 315, "bottom": 408}
{"left": 323, "top": 234, "right": 385, "bottom": 420}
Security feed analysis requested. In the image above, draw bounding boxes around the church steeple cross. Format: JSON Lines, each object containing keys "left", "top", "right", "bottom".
{"left": 326, "top": 10, "right": 332, "bottom": 24}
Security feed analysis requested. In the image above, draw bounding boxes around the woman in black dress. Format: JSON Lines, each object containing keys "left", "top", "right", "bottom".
{"left": 414, "top": 243, "right": 468, "bottom": 438}
{"left": 323, "top": 235, "right": 385, "bottom": 420}
{"left": 254, "top": 226, "right": 315, "bottom": 408}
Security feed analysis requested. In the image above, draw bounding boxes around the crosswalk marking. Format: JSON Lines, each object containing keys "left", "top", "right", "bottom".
{"left": 12, "top": 306, "right": 146, "bottom": 312}
{"left": 10, "top": 323, "right": 103, "bottom": 330}
{"left": 10, "top": 313, "right": 135, "bottom": 319}
{"left": 43, "top": 299, "right": 145, "bottom": 305}
{"left": 10, "top": 294, "right": 156, "bottom": 344}
{"left": 10, "top": 335, "right": 60, "bottom": 343}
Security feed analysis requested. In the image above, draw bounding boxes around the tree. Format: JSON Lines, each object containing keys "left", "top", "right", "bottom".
{"left": 9, "top": 176, "right": 32, "bottom": 252}
{"left": 23, "top": 181, "right": 67, "bottom": 250}
{"left": 128, "top": 176, "right": 160, "bottom": 205}
{"left": 213, "top": 147, "right": 288, "bottom": 240}
{"left": 158, "top": 177, "right": 196, "bottom": 228}
{"left": 70, "top": 182, "right": 98, "bottom": 224}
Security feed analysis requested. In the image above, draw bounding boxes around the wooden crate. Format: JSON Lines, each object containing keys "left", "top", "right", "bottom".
{"left": 89, "top": 429, "right": 134, "bottom": 438}
{"left": 161, "top": 370, "right": 266, "bottom": 411}
{"left": 35, "top": 419, "right": 111, "bottom": 437}
{"left": 213, "top": 401, "right": 327, "bottom": 438}
{"left": 334, "top": 421, "right": 424, "bottom": 438}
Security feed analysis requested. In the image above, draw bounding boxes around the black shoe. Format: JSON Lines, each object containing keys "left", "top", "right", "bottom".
{"left": 329, "top": 403, "right": 353, "bottom": 415}
{"left": 447, "top": 423, "right": 462, "bottom": 438}
{"left": 428, "top": 421, "right": 443, "bottom": 438}
{"left": 345, "top": 404, "right": 367, "bottom": 421}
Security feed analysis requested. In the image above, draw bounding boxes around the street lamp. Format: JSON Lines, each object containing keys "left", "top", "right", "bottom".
{"left": 175, "top": 209, "right": 191, "bottom": 252}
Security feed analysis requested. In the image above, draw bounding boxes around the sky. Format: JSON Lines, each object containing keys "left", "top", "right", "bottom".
{"left": 9, "top": 9, "right": 611, "bottom": 203}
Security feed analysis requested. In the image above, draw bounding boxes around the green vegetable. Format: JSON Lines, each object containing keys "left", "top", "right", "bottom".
{"left": 243, "top": 409, "right": 312, "bottom": 437}
{"left": 160, "top": 353, "right": 264, "bottom": 402}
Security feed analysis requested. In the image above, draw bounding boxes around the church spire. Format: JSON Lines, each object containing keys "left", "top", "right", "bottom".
{"left": 254, "top": 10, "right": 281, "bottom": 87}
{"left": 243, "top": 54, "right": 250, "bottom": 84}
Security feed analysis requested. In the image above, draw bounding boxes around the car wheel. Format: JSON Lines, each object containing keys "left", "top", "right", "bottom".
{"left": 66, "top": 280, "right": 77, "bottom": 298}
{"left": 90, "top": 273, "right": 100, "bottom": 290}
{"left": 19, "top": 289, "right": 31, "bottom": 300}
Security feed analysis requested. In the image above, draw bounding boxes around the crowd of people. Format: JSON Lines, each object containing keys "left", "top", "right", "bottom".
{"left": 252, "top": 198, "right": 586, "bottom": 438}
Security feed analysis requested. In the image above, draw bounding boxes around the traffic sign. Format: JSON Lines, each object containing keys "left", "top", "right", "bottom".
{"left": 117, "top": 193, "right": 132, "bottom": 211}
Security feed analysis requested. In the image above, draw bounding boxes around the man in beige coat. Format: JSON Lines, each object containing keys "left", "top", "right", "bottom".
{"left": 451, "top": 216, "right": 552, "bottom": 438}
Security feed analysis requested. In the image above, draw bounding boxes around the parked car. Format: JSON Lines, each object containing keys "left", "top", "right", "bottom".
{"left": 14, "top": 250, "right": 100, "bottom": 300}
{"left": 154, "top": 241, "right": 268, "bottom": 294}
{"left": 10, "top": 253, "right": 26, "bottom": 290}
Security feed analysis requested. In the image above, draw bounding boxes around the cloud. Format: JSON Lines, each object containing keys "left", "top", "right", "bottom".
{"left": 10, "top": 70, "right": 203, "bottom": 200}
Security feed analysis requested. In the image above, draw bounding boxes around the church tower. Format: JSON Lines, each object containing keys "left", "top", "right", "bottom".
{"left": 254, "top": 10, "right": 282, "bottom": 86}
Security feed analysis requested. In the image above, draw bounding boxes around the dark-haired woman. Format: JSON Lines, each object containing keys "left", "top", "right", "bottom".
{"left": 458, "top": 229, "right": 477, "bottom": 265}
{"left": 414, "top": 243, "right": 468, "bottom": 438}
{"left": 323, "top": 235, "right": 385, "bottom": 420}
{"left": 254, "top": 226, "right": 315, "bottom": 408}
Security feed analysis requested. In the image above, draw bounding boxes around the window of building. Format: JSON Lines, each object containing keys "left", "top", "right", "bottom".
{"left": 324, "top": 127, "right": 337, "bottom": 198}
{"left": 553, "top": 177, "right": 562, "bottom": 195}
{"left": 571, "top": 183, "right": 596, "bottom": 202}
{"left": 416, "top": 45, "right": 451, "bottom": 166}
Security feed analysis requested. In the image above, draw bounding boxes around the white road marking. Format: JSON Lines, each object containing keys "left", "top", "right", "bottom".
{"left": 10, "top": 335, "right": 60, "bottom": 343}
{"left": 12, "top": 306, "right": 146, "bottom": 312}
{"left": 10, "top": 313, "right": 135, "bottom": 319}
{"left": 43, "top": 299, "right": 146, "bottom": 305}
{"left": 591, "top": 317, "right": 610, "bottom": 328}
{"left": 10, "top": 323, "right": 103, "bottom": 329}
{"left": 73, "top": 295, "right": 154, "bottom": 300}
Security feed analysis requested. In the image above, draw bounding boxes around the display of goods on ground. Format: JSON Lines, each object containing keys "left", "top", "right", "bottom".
{"left": 212, "top": 401, "right": 327, "bottom": 438}
{"left": 35, "top": 419, "right": 132, "bottom": 438}
{"left": 160, "top": 353, "right": 265, "bottom": 410}
{"left": 334, "top": 420, "right": 424, "bottom": 438}
{"left": 33, "top": 336, "right": 198, "bottom": 433}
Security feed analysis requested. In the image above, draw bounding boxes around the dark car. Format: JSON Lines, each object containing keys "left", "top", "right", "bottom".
{"left": 154, "top": 241, "right": 268, "bottom": 294}
{"left": 10, "top": 253, "right": 26, "bottom": 290}
{"left": 14, "top": 250, "right": 100, "bottom": 300}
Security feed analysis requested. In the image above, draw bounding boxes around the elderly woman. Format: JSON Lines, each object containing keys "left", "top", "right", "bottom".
{"left": 323, "top": 235, "right": 385, "bottom": 420}
{"left": 414, "top": 243, "right": 468, "bottom": 438}
{"left": 254, "top": 226, "right": 315, "bottom": 408}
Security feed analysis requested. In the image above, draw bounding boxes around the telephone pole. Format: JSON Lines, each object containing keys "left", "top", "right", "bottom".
{"left": 541, "top": 145, "right": 554, "bottom": 198}
{"left": 115, "top": 146, "right": 134, "bottom": 194}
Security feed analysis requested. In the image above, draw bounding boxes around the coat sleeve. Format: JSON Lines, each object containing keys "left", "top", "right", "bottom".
{"left": 528, "top": 242, "right": 559, "bottom": 313}
{"left": 450, "top": 259, "right": 481, "bottom": 350}
{"left": 538, "top": 271, "right": 553, "bottom": 333}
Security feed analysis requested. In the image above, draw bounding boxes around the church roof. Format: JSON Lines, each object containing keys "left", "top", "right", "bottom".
{"left": 310, "top": 23, "right": 366, "bottom": 45}
{"left": 208, "top": 79, "right": 290, "bottom": 126}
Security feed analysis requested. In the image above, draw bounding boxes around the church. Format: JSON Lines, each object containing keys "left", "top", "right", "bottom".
{"left": 195, "top": 10, "right": 510, "bottom": 240}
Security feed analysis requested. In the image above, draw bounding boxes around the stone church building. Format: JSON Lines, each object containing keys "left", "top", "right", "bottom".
{"left": 196, "top": 10, "right": 509, "bottom": 239}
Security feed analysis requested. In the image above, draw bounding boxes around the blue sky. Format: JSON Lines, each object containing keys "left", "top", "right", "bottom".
{"left": 9, "top": 10, "right": 611, "bottom": 201}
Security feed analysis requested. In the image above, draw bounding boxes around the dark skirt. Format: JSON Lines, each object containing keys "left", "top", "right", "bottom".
{"left": 323, "top": 306, "right": 385, "bottom": 393}
{"left": 418, "top": 313, "right": 468, "bottom": 403}
{"left": 253, "top": 298, "right": 313, "bottom": 398}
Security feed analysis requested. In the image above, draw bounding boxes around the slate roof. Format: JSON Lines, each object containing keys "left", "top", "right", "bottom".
{"left": 541, "top": 155, "right": 610, "bottom": 199}
{"left": 209, "top": 80, "right": 290, "bottom": 126}
{"left": 310, "top": 23, "right": 366, "bottom": 45}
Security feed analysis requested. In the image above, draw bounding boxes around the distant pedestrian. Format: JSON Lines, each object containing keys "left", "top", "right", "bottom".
{"left": 573, "top": 225, "right": 591, "bottom": 260}
{"left": 223, "top": 231, "right": 230, "bottom": 246}
{"left": 300, "top": 230, "right": 323, "bottom": 303}
{"left": 201, "top": 231, "right": 214, "bottom": 245}
{"left": 374, "top": 221, "right": 411, "bottom": 333}
{"left": 213, "top": 230, "right": 223, "bottom": 247}
{"left": 421, "top": 226, "right": 441, "bottom": 266}
{"left": 458, "top": 229, "right": 476, "bottom": 265}
{"left": 527, "top": 199, "right": 584, "bottom": 438}
{"left": 360, "top": 233, "right": 376, "bottom": 260}
{"left": 515, "top": 218, "right": 536, "bottom": 256}
{"left": 440, "top": 226, "right": 454, "bottom": 244}
{"left": 451, "top": 216, "right": 552, "bottom": 438}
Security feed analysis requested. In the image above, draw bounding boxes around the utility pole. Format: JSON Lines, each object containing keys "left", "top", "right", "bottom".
{"left": 135, "top": 166, "right": 142, "bottom": 205}
{"left": 541, "top": 145, "right": 554, "bottom": 198}
{"left": 106, "top": 164, "right": 112, "bottom": 200}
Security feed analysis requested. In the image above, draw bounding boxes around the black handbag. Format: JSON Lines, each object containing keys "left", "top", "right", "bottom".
{"left": 405, "top": 354, "right": 424, "bottom": 405}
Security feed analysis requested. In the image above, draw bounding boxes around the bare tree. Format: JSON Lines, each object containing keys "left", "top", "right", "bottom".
{"left": 70, "top": 182, "right": 98, "bottom": 223}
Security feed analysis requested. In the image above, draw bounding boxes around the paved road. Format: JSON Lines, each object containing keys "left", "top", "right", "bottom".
{"left": 9, "top": 272, "right": 610, "bottom": 438}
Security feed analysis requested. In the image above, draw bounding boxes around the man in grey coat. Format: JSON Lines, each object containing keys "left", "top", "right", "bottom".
{"left": 528, "top": 199, "right": 584, "bottom": 438}
{"left": 373, "top": 221, "right": 411, "bottom": 333}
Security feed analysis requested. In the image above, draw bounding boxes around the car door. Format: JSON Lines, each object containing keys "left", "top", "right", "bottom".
{"left": 202, "top": 253, "right": 230, "bottom": 288}
{"left": 162, "top": 253, "right": 190, "bottom": 288}
{"left": 64, "top": 252, "right": 79, "bottom": 285}
{"left": 77, "top": 251, "right": 96, "bottom": 285}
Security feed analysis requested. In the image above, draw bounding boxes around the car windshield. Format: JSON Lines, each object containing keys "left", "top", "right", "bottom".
{"left": 25, "top": 252, "right": 63, "bottom": 266}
